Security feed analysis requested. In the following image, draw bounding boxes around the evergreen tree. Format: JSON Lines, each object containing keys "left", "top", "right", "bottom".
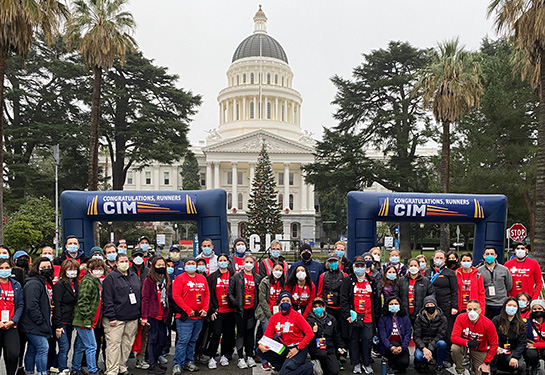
{"left": 181, "top": 151, "right": 201, "bottom": 190}
{"left": 246, "top": 143, "right": 283, "bottom": 246}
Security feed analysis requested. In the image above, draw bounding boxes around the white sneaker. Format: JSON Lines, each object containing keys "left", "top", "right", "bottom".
{"left": 208, "top": 358, "right": 217, "bottom": 369}
{"left": 237, "top": 358, "right": 248, "bottom": 369}
{"left": 311, "top": 359, "right": 324, "bottom": 375}
{"left": 364, "top": 365, "right": 373, "bottom": 374}
{"left": 354, "top": 364, "right": 363, "bottom": 374}
{"left": 246, "top": 357, "right": 257, "bottom": 368}
{"left": 135, "top": 360, "right": 150, "bottom": 369}
{"left": 219, "top": 355, "right": 229, "bottom": 366}
{"left": 158, "top": 355, "right": 168, "bottom": 365}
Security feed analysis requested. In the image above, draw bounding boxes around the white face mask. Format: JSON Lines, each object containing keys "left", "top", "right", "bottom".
{"left": 373, "top": 254, "right": 381, "bottom": 262}
{"left": 272, "top": 270, "right": 283, "bottom": 279}
{"left": 467, "top": 310, "right": 479, "bottom": 321}
{"left": 91, "top": 269, "right": 104, "bottom": 278}
{"left": 434, "top": 258, "right": 445, "bottom": 268}
{"left": 515, "top": 249, "right": 527, "bottom": 259}
{"left": 244, "top": 263, "right": 254, "bottom": 271}
{"left": 408, "top": 266, "right": 419, "bottom": 275}
{"left": 66, "top": 270, "right": 78, "bottom": 279}
{"left": 296, "top": 271, "right": 306, "bottom": 281}
{"left": 236, "top": 245, "right": 246, "bottom": 254}
{"left": 133, "top": 257, "right": 144, "bottom": 265}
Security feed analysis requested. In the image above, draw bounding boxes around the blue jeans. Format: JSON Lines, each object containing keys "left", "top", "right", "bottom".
{"left": 57, "top": 324, "right": 73, "bottom": 371}
{"left": 24, "top": 333, "right": 49, "bottom": 375}
{"left": 258, "top": 318, "right": 269, "bottom": 364}
{"left": 174, "top": 318, "right": 203, "bottom": 367}
{"left": 72, "top": 327, "right": 98, "bottom": 373}
{"left": 414, "top": 340, "right": 447, "bottom": 367}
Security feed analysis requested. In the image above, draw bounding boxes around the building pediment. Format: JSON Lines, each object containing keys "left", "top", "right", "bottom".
{"left": 202, "top": 130, "right": 314, "bottom": 154}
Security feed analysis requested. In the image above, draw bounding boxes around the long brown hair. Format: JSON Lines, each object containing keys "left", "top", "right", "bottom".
{"left": 148, "top": 256, "right": 170, "bottom": 287}
{"left": 382, "top": 265, "right": 399, "bottom": 287}
{"left": 59, "top": 258, "right": 80, "bottom": 282}
{"left": 498, "top": 297, "right": 525, "bottom": 336}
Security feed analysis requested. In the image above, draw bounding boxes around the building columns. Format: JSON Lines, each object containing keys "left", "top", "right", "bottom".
{"left": 242, "top": 97, "right": 246, "bottom": 120}
{"left": 284, "top": 163, "right": 290, "bottom": 210}
{"left": 301, "top": 171, "right": 307, "bottom": 211}
{"left": 275, "top": 97, "right": 279, "bottom": 121}
{"left": 249, "top": 162, "right": 255, "bottom": 185}
{"left": 232, "top": 162, "right": 238, "bottom": 209}
{"left": 214, "top": 162, "right": 220, "bottom": 189}
{"left": 308, "top": 183, "right": 315, "bottom": 211}
{"left": 206, "top": 162, "right": 212, "bottom": 189}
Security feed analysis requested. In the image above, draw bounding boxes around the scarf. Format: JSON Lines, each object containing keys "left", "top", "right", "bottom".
{"left": 157, "top": 276, "right": 168, "bottom": 309}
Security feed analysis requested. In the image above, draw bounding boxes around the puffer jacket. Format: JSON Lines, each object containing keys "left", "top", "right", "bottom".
{"left": 227, "top": 270, "right": 262, "bottom": 316}
{"left": 395, "top": 273, "right": 435, "bottom": 319}
{"left": 413, "top": 306, "right": 447, "bottom": 351}
{"left": 340, "top": 272, "right": 381, "bottom": 324}
{"left": 306, "top": 310, "right": 345, "bottom": 355}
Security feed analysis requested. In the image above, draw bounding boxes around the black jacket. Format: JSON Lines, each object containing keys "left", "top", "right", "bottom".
{"left": 102, "top": 268, "right": 142, "bottom": 321}
{"left": 340, "top": 273, "right": 381, "bottom": 324}
{"left": 129, "top": 264, "right": 149, "bottom": 284}
{"left": 207, "top": 268, "right": 234, "bottom": 315}
{"left": 306, "top": 311, "right": 345, "bottom": 355}
{"left": 492, "top": 315, "right": 527, "bottom": 359}
{"left": 20, "top": 275, "right": 52, "bottom": 337}
{"left": 395, "top": 274, "right": 435, "bottom": 318}
{"left": 53, "top": 251, "right": 89, "bottom": 266}
{"left": 227, "top": 270, "right": 262, "bottom": 316}
{"left": 413, "top": 307, "right": 448, "bottom": 351}
{"left": 52, "top": 278, "right": 79, "bottom": 329}
{"left": 425, "top": 266, "right": 458, "bottom": 312}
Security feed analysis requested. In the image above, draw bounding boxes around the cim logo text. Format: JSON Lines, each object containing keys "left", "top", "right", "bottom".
{"left": 393, "top": 204, "right": 426, "bottom": 217}
{"left": 104, "top": 201, "right": 137, "bottom": 215}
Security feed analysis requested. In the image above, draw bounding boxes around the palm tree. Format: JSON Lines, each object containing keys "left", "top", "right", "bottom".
{"left": 0, "top": 0, "right": 68, "bottom": 242}
{"left": 65, "top": 0, "right": 136, "bottom": 191}
{"left": 415, "top": 39, "right": 484, "bottom": 250}
{"left": 488, "top": 0, "right": 545, "bottom": 267}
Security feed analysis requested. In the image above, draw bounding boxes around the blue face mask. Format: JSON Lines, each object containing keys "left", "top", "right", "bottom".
{"left": 167, "top": 267, "right": 174, "bottom": 275}
{"left": 67, "top": 244, "right": 78, "bottom": 253}
{"left": 313, "top": 307, "right": 324, "bottom": 316}
{"left": 218, "top": 261, "right": 228, "bottom": 269}
{"left": 197, "top": 265, "right": 207, "bottom": 273}
{"left": 461, "top": 261, "right": 472, "bottom": 269}
{"left": 505, "top": 306, "right": 518, "bottom": 316}
{"left": 390, "top": 256, "right": 399, "bottom": 264}
{"left": 185, "top": 265, "right": 196, "bottom": 273}
{"left": 271, "top": 250, "right": 280, "bottom": 258}
{"left": 386, "top": 273, "right": 397, "bottom": 281}
{"left": 420, "top": 262, "right": 427, "bottom": 270}
{"left": 202, "top": 247, "right": 213, "bottom": 256}
{"left": 365, "top": 260, "right": 374, "bottom": 268}
{"left": 106, "top": 253, "right": 117, "bottom": 262}
{"left": 280, "top": 302, "right": 291, "bottom": 312}
{"left": 0, "top": 269, "right": 11, "bottom": 278}
{"left": 389, "top": 304, "right": 400, "bottom": 314}
{"left": 335, "top": 250, "right": 344, "bottom": 258}
{"left": 140, "top": 244, "right": 150, "bottom": 252}
{"left": 0, "top": 254, "right": 9, "bottom": 260}
{"left": 329, "top": 262, "right": 339, "bottom": 271}
{"left": 117, "top": 248, "right": 127, "bottom": 255}
{"left": 484, "top": 255, "right": 495, "bottom": 264}
{"left": 354, "top": 267, "right": 365, "bottom": 276}
{"left": 518, "top": 300, "right": 527, "bottom": 309}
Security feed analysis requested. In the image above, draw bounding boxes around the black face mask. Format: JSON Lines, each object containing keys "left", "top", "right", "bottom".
{"left": 40, "top": 268, "right": 54, "bottom": 279}
{"left": 530, "top": 311, "right": 545, "bottom": 320}
{"left": 16, "top": 258, "right": 29, "bottom": 268}
{"left": 155, "top": 267, "right": 166, "bottom": 274}
{"left": 425, "top": 306, "right": 436, "bottom": 314}
{"left": 447, "top": 259, "right": 458, "bottom": 268}
{"left": 301, "top": 252, "right": 311, "bottom": 261}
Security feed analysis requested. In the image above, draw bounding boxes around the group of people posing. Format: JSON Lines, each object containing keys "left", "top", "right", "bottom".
{"left": 0, "top": 237, "right": 543, "bottom": 375}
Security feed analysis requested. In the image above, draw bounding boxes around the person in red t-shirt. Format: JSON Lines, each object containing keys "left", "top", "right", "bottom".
{"left": 505, "top": 243, "right": 543, "bottom": 300}
{"left": 0, "top": 259, "right": 23, "bottom": 375}
{"left": 455, "top": 253, "right": 486, "bottom": 313}
{"left": 258, "top": 291, "right": 322, "bottom": 375}
{"left": 285, "top": 266, "right": 315, "bottom": 318}
{"left": 172, "top": 257, "right": 210, "bottom": 374}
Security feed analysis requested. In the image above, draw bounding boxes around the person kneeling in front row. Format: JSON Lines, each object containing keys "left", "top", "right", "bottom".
{"left": 258, "top": 291, "right": 323, "bottom": 375}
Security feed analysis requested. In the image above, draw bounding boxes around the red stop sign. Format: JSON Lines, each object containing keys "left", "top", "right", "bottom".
{"left": 509, "top": 223, "right": 527, "bottom": 242}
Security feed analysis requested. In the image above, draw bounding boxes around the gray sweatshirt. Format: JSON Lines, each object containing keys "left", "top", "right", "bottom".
{"left": 478, "top": 262, "right": 513, "bottom": 307}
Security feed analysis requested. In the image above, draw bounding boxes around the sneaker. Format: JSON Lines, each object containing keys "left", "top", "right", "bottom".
{"left": 50, "top": 367, "right": 60, "bottom": 373}
{"left": 388, "top": 367, "right": 395, "bottom": 375}
{"left": 354, "top": 364, "right": 363, "bottom": 374}
{"left": 364, "top": 365, "right": 373, "bottom": 374}
{"left": 61, "top": 370, "right": 71, "bottom": 375}
{"left": 158, "top": 356, "right": 168, "bottom": 365}
{"left": 172, "top": 365, "right": 182, "bottom": 375}
{"left": 372, "top": 350, "right": 382, "bottom": 358}
{"left": 312, "top": 359, "right": 324, "bottom": 375}
{"left": 237, "top": 358, "right": 248, "bottom": 369}
{"left": 147, "top": 366, "right": 165, "bottom": 375}
{"left": 220, "top": 356, "right": 229, "bottom": 366}
{"left": 183, "top": 362, "right": 199, "bottom": 372}
{"left": 462, "top": 356, "right": 470, "bottom": 367}
{"left": 136, "top": 360, "right": 150, "bottom": 370}
{"left": 261, "top": 363, "right": 271, "bottom": 371}
{"left": 246, "top": 357, "right": 257, "bottom": 368}
{"left": 208, "top": 358, "right": 217, "bottom": 369}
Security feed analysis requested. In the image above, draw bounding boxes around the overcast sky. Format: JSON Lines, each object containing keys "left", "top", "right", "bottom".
{"left": 129, "top": 0, "right": 497, "bottom": 145}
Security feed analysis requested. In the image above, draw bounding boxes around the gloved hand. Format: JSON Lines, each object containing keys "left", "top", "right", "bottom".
{"left": 467, "top": 339, "right": 479, "bottom": 349}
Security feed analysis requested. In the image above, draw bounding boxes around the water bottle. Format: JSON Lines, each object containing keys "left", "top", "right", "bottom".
{"left": 381, "top": 358, "right": 388, "bottom": 375}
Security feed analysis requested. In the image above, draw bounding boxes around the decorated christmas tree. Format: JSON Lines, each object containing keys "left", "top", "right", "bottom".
{"left": 246, "top": 142, "right": 283, "bottom": 247}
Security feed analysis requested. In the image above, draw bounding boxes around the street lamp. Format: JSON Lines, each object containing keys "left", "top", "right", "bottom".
{"left": 53, "top": 145, "right": 60, "bottom": 257}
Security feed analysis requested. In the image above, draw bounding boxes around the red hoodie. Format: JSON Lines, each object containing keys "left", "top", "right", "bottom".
{"left": 455, "top": 267, "right": 485, "bottom": 312}
{"left": 452, "top": 312, "right": 499, "bottom": 363}
{"left": 263, "top": 308, "right": 314, "bottom": 350}
{"left": 505, "top": 257, "right": 543, "bottom": 300}
{"left": 172, "top": 272, "right": 210, "bottom": 320}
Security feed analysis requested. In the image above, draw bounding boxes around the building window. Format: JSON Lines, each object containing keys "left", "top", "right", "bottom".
{"left": 227, "top": 193, "right": 232, "bottom": 209}
{"left": 267, "top": 102, "right": 271, "bottom": 119}
{"left": 239, "top": 222, "right": 247, "bottom": 238}
{"left": 267, "top": 73, "right": 271, "bottom": 84}
{"left": 275, "top": 74, "right": 278, "bottom": 84}
{"left": 258, "top": 102, "right": 262, "bottom": 118}
{"left": 291, "top": 222, "right": 299, "bottom": 238}
{"left": 250, "top": 102, "right": 254, "bottom": 119}
{"left": 145, "top": 171, "right": 151, "bottom": 185}
{"left": 243, "top": 73, "right": 247, "bottom": 83}
{"left": 289, "top": 172, "right": 294, "bottom": 185}
{"left": 236, "top": 104, "right": 240, "bottom": 120}
{"left": 127, "top": 171, "right": 133, "bottom": 185}
{"left": 236, "top": 75, "right": 239, "bottom": 85}
{"left": 282, "top": 76, "right": 284, "bottom": 86}
{"left": 278, "top": 172, "right": 284, "bottom": 185}
{"left": 278, "top": 194, "right": 283, "bottom": 207}
{"left": 281, "top": 105, "right": 285, "bottom": 121}
{"left": 250, "top": 73, "right": 254, "bottom": 84}
{"left": 200, "top": 173, "right": 206, "bottom": 186}
{"left": 163, "top": 171, "right": 170, "bottom": 185}
{"left": 227, "top": 172, "right": 232, "bottom": 185}
{"left": 237, "top": 171, "right": 243, "bottom": 185}
{"left": 237, "top": 193, "right": 243, "bottom": 209}
{"left": 289, "top": 194, "right": 294, "bottom": 210}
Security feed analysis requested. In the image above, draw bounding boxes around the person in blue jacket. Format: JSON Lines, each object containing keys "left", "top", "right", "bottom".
{"left": 288, "top": 244, "right": 324, "bottom": 288}
{"left": 378, "top": 296, "right": 412, "bottom": 375}
{"left": 169, "top": 245, "right": 185, "bottom": 278}
{"left": 0, "top": 258, "right": 24, "bottom": 375}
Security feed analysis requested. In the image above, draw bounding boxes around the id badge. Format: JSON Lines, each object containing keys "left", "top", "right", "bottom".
{"left": 221, "top": 294, "right": 228, "bottom": 305}
{"left": 516, "top": 280, "right": 522, "bottom": 290}
{"left": 1, "top": 310, "right": 9, "bottom": 323}
{"left": 326, "top": 293, "right": 334, "bottom": 304}
{"left": 316, "top": 337, "right": 326, "bottom": 349}
{"left": 283, "top": 322, "right": 290, "bottom": 333}
{"left": 129, "top": 293, "right": 137, "bottom": 305}
{"left": 463, "top": 294, "right": 469, "bottom": 303}
{"left": 245, "top": 294, "right": 252, "bottom": 304}
{"left": 196, "top": 294, "right": 202, "bottom": 303}
{"left": 488, "top": 286, "right": 496, "bottom": 296}
{"left": 358, "top": 299, "right": 365, "bottom": 309}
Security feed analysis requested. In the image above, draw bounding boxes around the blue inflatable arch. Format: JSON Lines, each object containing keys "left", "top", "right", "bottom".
{"left": 61, "top": 189, "right": 229, "bottom": 256}
{"left": 347, "top": 192, "right": 508, "bottom": 263}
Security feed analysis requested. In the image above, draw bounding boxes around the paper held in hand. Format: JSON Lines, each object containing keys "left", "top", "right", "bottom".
{"left": 258, "top": 336, "right": 286, "bottom": 355}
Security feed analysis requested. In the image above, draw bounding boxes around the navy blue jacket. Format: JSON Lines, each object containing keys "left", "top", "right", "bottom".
{"left": 2, "top": 278, "right": 24, "bottom": 324}
{"left": 378, "top": 313, "right": 412, "bottom": 353}
{"left": 289, "top": 259, "right": 324, "bottom": 288}
{"left": 20, "top": 275, "right": 52, "bottom": 337}
{"left": 103, "top": 268, "right": 142, "bottom": 322}
{"left": 173, "top": 260, "right": 185, "bottom": 277}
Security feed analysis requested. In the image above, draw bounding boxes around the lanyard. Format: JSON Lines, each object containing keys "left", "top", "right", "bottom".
{"left": 431, "top": 268, "right": 445, "bottom": 283}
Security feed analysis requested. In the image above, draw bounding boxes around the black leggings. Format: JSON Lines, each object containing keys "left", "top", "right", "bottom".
{"left": 524, "top": 348, "right": 545, "bottom": 368}
{"left": 383, "top": 348, "right": 410, "bottom": 371}
{"left": 1, "top": 327, "right": 20, "bottom": 375}
{"left": 235, "top": 308, "right": 256, "bottom": 359}
{"left": 207, "top": 312, "right": 235, "bottom": 359}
